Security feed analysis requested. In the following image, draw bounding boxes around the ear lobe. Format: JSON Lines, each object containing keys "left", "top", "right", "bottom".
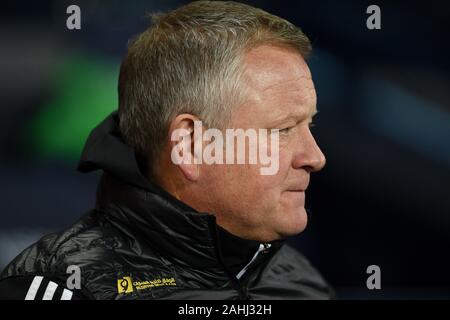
{"left": 180, "top": 161, "right": 200, "bottom": 181}
{"left": 168, "top": 114, "right": 201, "bottom": 182}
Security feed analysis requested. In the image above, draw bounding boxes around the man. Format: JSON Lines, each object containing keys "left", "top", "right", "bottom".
{"left": 0, "top": 1, "right": 333, "bottom": 299}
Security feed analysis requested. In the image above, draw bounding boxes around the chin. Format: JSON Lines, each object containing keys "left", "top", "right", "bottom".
{"left": 278, "top": 206, "right": 308, "bottom": 238}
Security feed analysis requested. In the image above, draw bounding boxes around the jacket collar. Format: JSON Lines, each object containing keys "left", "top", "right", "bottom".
{"left": 77, "top": 111, "right": 283, "bottom": 274}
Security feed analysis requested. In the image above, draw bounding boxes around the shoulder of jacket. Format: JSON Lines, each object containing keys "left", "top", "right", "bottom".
{"left": 267, "top": 244, "right": 336, "bottom": 299}
{"left": 0, "top": 275, "right": 91, "bottom": 300}
{"left": 0, "top": 210, "right": 135, "bottom": 298}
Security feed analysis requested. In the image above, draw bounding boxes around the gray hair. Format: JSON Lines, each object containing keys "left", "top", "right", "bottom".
{"left": 118, "top": 0, "right": 312, "bottom": 174}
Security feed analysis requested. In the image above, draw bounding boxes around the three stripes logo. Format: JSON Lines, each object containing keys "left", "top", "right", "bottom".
{"left": 25, "top": 276, "right": 74, "bottom": 300}
{"left": 117, "top": 276, "right": 133, "bottom": 294}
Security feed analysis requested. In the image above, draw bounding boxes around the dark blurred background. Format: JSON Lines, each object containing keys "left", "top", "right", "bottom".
{"left": 1, "top": 0, "right": 449, "bottom": 299}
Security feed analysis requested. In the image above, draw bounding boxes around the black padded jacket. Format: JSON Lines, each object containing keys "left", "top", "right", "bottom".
{"left": 0, "top": 112, "right": 334, "bottom": 300}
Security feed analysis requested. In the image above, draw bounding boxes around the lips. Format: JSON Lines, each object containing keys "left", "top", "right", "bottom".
{"left": 283, "top": 188, "right": 306, "bottom": 206}
{"left": 286, "top": 184, "right": 308, "bottom": 192}
{"left": 286, "top": 177, "right": 310, "bottom": 193}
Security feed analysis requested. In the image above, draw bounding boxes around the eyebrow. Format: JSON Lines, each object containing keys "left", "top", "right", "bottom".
{"left": 269, "top": 108, "right": 318, "bottom": 126}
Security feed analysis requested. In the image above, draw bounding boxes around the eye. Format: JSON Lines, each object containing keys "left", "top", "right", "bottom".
{"left": 278, "top": 126, "right": 293, "bottom": 134}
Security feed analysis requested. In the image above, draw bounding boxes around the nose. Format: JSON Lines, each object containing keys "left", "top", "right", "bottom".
{"left": 291, "top": 128, "right": 326, "bottom": 173}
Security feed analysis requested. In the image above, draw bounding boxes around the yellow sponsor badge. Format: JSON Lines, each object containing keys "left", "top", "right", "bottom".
{"left": 117, "top": 276, "right": 133, "bottom": 294}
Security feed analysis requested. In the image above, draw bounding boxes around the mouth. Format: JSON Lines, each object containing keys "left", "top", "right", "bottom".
{"left": 286, "top": 185, "right": 308, "bottom": 193}
{"left": 286, "top": 189, "right": 306, "bottom": 192}
{"left": 286, "top": 180, "right": 309, "bottom": 193}
{"left": 285, "top": 177, "right": 310, "bottom": 194}
{"left": 283, "top": 189, "right": 306, "bottom": 206}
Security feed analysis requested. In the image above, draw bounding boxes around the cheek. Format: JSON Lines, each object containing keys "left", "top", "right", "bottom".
{"left": 277, "top": 148, "right": 292, "bottom": 174}
{"left": 201, "top": 148, "right": 292, "bottom": 206}
{"left": 231, "top": 147, "right": 292, "bottom": 196}
{"left": 202, "top": 163, "right": 254, "bottom": 195}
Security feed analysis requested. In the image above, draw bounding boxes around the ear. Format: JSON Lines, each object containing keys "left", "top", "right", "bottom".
{"left": 168, "top": 114, "right": 202, "bottom": 181}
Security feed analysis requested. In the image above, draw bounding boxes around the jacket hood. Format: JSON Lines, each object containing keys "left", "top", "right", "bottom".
{"left": 77, "top": 111, "right": 282, "bottom": 276}
{"left": 78, "top": 111, "right": 157, "bottom": 193}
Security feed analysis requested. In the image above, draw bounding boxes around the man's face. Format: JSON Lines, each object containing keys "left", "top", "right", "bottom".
{"left": 195, "top": 45, "right": 326, "bottom": 242}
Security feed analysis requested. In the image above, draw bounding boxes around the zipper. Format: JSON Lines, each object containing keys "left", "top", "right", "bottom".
{"left": 207, "top": 216, "right": 273, "bottom": 299}
{"left": 236, "top": 242, "right": 271, "bottom": 280}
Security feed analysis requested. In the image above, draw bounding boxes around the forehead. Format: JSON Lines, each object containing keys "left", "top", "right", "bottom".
{"left": 235, "top": 45, "right": 316, "bottom": 124}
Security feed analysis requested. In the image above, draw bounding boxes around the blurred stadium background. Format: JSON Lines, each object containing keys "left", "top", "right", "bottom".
{"left": 0, "top": 0, "right": 449, "bottom": 299}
